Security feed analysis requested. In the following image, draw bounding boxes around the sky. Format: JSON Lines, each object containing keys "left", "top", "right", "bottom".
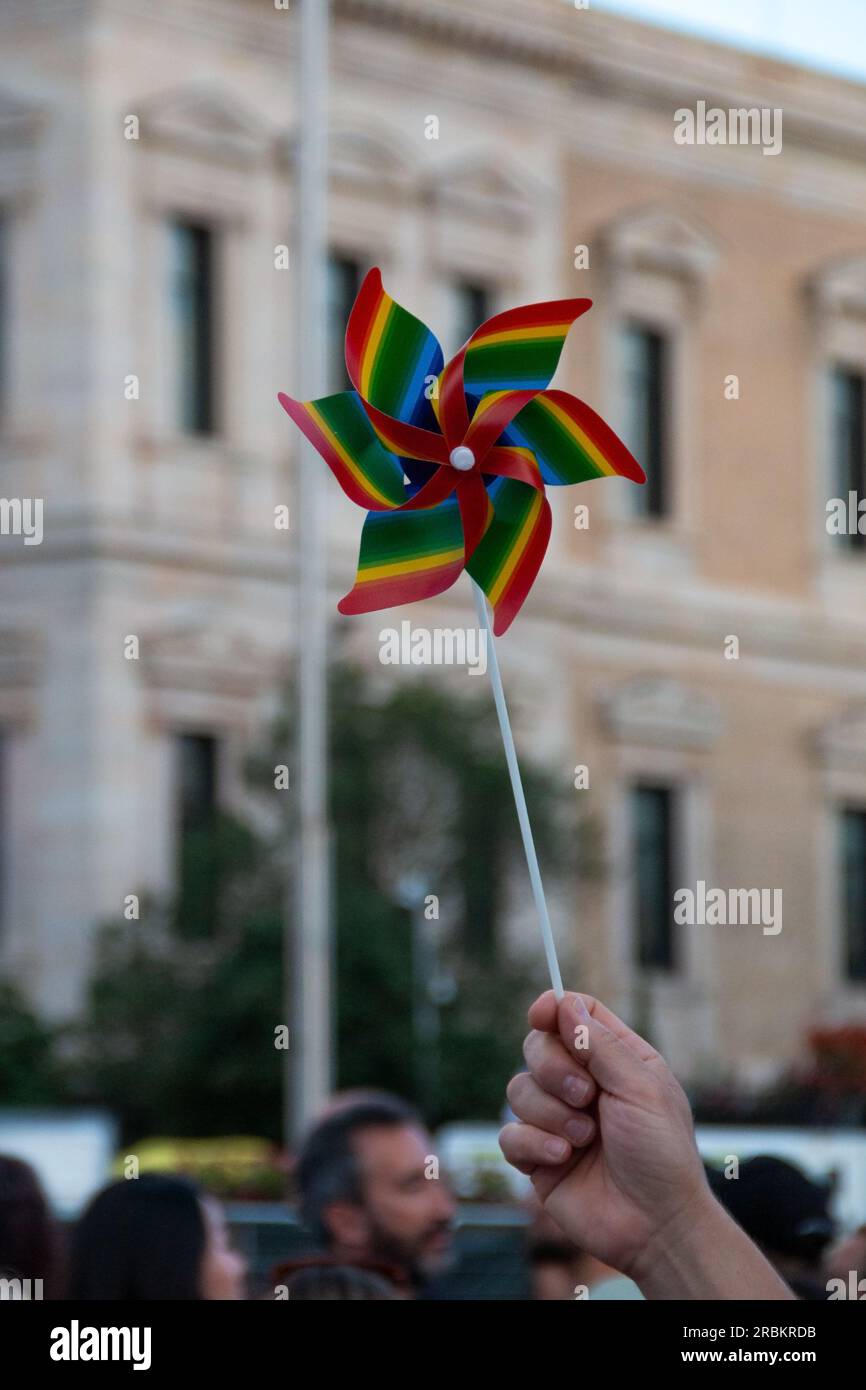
{"left": 591, "top": 0, "right": 866, "bottom": 86}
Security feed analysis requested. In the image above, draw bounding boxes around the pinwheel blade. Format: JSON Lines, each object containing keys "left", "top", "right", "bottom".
{"left": 462, "top": 299, "right": 592, "bottom": 395}
{"left": 346, "top": 268, "right": 444, "bottom": 431}
{"left": 437, "top": 297, "right": 592, "bottom": 446}
{"left": 338, "top": 496, "right": 466, "bottom": 617}
{"left": 500, "top": 389, "right": 646, "bottom": 486}
{"left": 278, "top": 390, "right": 406, "bottom": 511}
{"left": 465, "top": 478, "right": 552, "bottom": 636}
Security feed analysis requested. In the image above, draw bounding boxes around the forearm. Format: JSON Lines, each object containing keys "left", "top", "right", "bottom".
{"left": 631, "top": 1193, "right": 795, "bottom": 1301}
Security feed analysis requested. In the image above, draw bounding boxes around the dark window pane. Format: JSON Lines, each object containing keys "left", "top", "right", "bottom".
{"left": 632, "top": 784, "right": 676, "bottom": 972}
{"left": 176, "top": 734, "right": 219, "bottom": 936}
{"left": 327, "top": 255, "right": 361, "bottom": 392}
{"left": 830, "top": 369, "right": 865, "bottom": 550}
{"left": 622, "top": 325, "right": 667, "bottom": 518}
{"left": 178, "top": 733, "right": 217, "bottom": 832}
{"left": 840, "top": 808, "right": 866, "bottom": 982}
{"left": 170, "top": 221, "right": 215, "bottom": 434}
{"left": 453, "top": 282, "right": 491, "bottom": 349}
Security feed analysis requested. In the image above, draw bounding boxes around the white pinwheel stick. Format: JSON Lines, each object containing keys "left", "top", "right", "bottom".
{"left": 470, "top": 579, "right": 564, "bottom": 1001}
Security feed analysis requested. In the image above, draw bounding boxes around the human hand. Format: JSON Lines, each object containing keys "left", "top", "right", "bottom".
{"left": 500, "top": 991, "right": 710, "bottom": 1279}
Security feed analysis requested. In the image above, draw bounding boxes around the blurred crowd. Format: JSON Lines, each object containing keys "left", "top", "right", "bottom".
{"left": 1, "top": 1085, "right": 865, "bottom": 1300}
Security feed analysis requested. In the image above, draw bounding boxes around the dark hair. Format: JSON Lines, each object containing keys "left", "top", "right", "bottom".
{"left": 284, "top": 1264, "right": 397, "bottom": 1300}
{"left": 68, "top": 1175, "right": 207, "bottom": 1300}
{"left": 297, "top": 1094, "right": 419, "bottom": 1247}
{"left": 0, "top": 1155, "right": 64, "bottom": 1298}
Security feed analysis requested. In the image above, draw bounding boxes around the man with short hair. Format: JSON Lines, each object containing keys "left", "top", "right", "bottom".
{"left": 296, "top": 1092, "right": 456, "bottom": 1293}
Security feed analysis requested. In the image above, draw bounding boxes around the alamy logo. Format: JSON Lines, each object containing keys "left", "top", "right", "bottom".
{"left": 50, "top": 1321, "right": 151, "bottom": 1371}
{"left": 379, "top": 620, "right": 487, "bottom": 675}
{"left": 0, "top": 1276, "right": 43, "bottom": 1300}
{"left": 673, "top": 880, "right": 783, "bottom": 936}
{"left": 674, "top": 101, "right": 782, "bottom": 157}
{"left": 827, "top": 492, "right": 866, "bottom": 536}
{"left": 0, "top": 497, "right": 43, "bottom": 545}
{"left": 827, "top": 1271, "right": 866, "bottom": 1300}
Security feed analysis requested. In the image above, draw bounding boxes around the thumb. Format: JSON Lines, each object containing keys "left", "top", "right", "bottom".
{"left": 558, "top": 993, "right": 650, "bottom": 1098}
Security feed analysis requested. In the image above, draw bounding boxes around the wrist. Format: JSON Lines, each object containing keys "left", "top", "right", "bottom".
{"left": 628, "top": 1185, "right": 793, "bottom": 1301}
{"left": 627, "top": 1181, "right": 716, "bottom": 1292}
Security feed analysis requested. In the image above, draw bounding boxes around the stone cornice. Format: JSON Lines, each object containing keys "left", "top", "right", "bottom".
{"left": 335, "top": 0, "right": 584, "bottom": 76}
{"left": 599, "top": 675, "right": 722, "bottom": 751}
{"left": 335, "top": 0, "right": 866, "bottom": 164}
{"left": 421, "top": 157, "right": 548, "bottom": 230}
{"left": 602, "top": 205, "right": 720, "bottom": 283}
{"left": 539, "top": 564, "right": 866, "bottom": 688}
{"left": 138, "top": 85, "right": 270, "bottom": 167}
{"left": 10, "top": 0, "right": 866, "bottom": 170}
{"left": 0, "top": 519, "right": 293, "bottom": 584}
{"left": 386, "top": 551, "right": 866, "bottom": 688}
{"left": 10, "top": 517, "right": 866, "bottom": 690}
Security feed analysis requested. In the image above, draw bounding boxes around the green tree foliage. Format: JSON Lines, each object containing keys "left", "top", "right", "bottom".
{"left": 0, "top": 981, "right": 60, "bottom": 1104}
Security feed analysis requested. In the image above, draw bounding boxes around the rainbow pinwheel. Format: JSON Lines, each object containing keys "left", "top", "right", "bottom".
{"left": 279, "top": 269, "right": 645, "bottom": 636}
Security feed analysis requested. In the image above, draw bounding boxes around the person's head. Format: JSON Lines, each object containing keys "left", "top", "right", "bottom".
{"left": 68, "top": 1175, "right": 246, "bottom": 1300}
{"left": 297, "top": 1093, "right": 455, "bottom": 1281}
{"left": 707, "top": 1156, "right": 834, "bottom": 1280}
{"left": 0, "top": 1155, "right": 64, "bottom": 1298}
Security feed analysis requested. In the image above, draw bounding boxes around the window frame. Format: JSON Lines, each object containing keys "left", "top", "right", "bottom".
{"left": 619, "top": 320, "right": 669, "bottom": 521}
{"left": 837, "top": 804, "right": 866, "bottom": 984}
{"left": 827, "top": 363, "right": 866, "bottom": 552}
{"left": 168, "top": 217, "right": 218, "bottom": 437}
{"left": 630, "top": 780, "right": 678, "bottom": 974}
{"left": 174, "top": 731, "right": 221, "bottom": 938}
{"left": 327, "top": 253, "right": 363, "bottom": 394}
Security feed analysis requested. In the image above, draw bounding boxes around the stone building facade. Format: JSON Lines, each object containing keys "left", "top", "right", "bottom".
{"left": 1, "top": 0, "right": 866, "bottom": 1088}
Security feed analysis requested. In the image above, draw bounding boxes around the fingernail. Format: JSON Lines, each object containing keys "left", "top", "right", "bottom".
{"left": 544, "top": 1136, "right": 569, "bottom": 1161}
{"left": 565, "top": 1116, "right": 592, "bottom": 1145}
{"left": 563, "top": 1075, "right": 589, "bottom": 1105}
{"left": 572, "top": 994, "right": 591, "bottom": 1023}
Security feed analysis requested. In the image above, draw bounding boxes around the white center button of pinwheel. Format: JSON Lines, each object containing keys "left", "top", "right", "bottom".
{"left": 449, "top": 446, "right": 475, "bottom": 472}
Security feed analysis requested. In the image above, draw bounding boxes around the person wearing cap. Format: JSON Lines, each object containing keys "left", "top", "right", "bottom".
{"left": 707, "top": 1156, "right": 834, "bottom": 1299}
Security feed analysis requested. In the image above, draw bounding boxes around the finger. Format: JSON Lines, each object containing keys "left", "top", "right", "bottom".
{"left": 507, "top": 1072, "right": 597, "bottom": 1146}
{"left": 563, "top": 993, "right": 660, "bottom": 1063}
{"left": 529, "top": 991, "right": 659, "bottom": 1064}
{"left": 523, "top": 1029, "right": 596, "bottom": 1107}
{"left": 527, "top": 990, "right": 559, "bottom": 1033}
{"left": 559, "top": 996, "right": 656, "bottom": 1098}
{"left": 499, "top": 1118, "right": 595, "bottom": 1173}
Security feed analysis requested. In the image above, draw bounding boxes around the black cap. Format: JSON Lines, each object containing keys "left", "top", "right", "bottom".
{"left": 707, "top": 1155, "right": 834, "bottom": 1260}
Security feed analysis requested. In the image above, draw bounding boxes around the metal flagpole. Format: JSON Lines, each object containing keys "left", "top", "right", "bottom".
{"left": 288, "top": 0, "right": 331, "bottom": 1146}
